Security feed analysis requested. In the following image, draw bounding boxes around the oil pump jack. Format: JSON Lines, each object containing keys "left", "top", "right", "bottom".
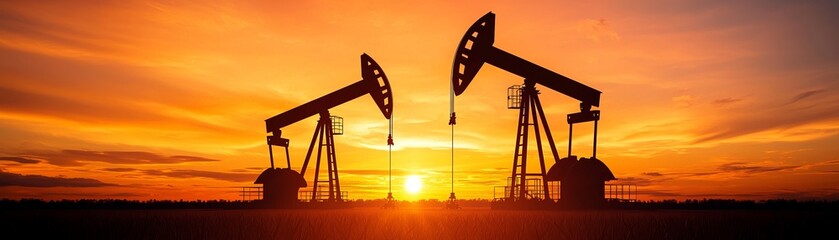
{"left": 257, "top": 53, "right": 393, "bottom": 206}
{"left": 451, "top": 12, "right": 616, "bottom": 207}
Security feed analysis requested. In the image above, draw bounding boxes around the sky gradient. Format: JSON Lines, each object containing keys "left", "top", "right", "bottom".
{"left": 1, "top": 0, "right": 838, "bottom": 201}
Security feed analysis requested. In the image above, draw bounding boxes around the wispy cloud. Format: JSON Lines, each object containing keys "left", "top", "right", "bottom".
{"left": 693, "top": 89, "right": 839, "bottom": 143}
{"left": 717, "top": 162, "right": 799, "bottom": 174}
{"left": 99, "top": 167, "right": 136, "bottom": 172}
{"left": 21, "top": 149, "right": 219, "bottom": 166}
{"left": 711, "top": 97, "right": 742, "bottom": 105}
{"left": 0, "top": 169, "right": 115, "bottom": 187}
{"left": 787, "top": 89, "right": 826, "bottom": 105}
{"left": 100, "top": 167, "right": 253, "bottom": 182}
{"left": 141, "top": 169, "right": 253, "bottom": 182}
{"left": 0, "top": 156, "right": 39, "bottom": 164}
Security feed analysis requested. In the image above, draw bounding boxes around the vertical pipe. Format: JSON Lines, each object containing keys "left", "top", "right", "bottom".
{"left": 568, "top": 124, "right": 573, "bottom": 158}
{"left": 267, "top": 139, "right": 274, "bottom": 169}
{"left": 593, "top": 120, "right": 598, "bottom": 158}
{"left": 284, "top": 146, "right": 291, "bottom": 169}
{"left": 449, "top": 69, "right": 456, "bottom": 201}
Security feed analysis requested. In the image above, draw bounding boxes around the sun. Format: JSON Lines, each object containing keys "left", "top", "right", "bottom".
{"left": 405, "top": 175, "right": 423, "bottom": 194}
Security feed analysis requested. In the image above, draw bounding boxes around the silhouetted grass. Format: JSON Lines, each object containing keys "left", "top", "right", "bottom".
{"left": 2, "top": 199, "right": 835, "bottom": 239}
{"left": 3, "top": 198, "right": 837, "bottom": 210}
{"left": 1, "top": 204, "right": 835, "bottom": 239}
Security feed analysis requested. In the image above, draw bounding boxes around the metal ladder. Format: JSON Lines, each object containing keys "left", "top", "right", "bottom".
{"left": 325, "top": 119, "right": 341, "bottom": 201}
{"left": 510, "top": 86, "right": 531, "bottom": 200}
{"left": 311, "top": 115, "right": 342, "bottom": 202}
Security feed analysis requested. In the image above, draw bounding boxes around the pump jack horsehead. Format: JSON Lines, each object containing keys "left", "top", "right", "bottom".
{"left": 258, "top": 53, "right": 393, "bottom": 207}
{"left": 451, "top": 12, "right": 616, "bottom": 207}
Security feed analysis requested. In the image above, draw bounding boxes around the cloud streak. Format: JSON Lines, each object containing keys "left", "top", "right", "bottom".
{"left": 142, "top": 169, "right": 253, "bottom": 182}
{"left": 717, "top": 162, "right": 799, "bottom": 174}
{"left": 693, "top": 88, "right": 839, "bottom": 144}
{"left": 0, "top": 170, "right": 115, "bottom": 187}
{"left": 787, "top": 89, "right": 826, "bottom": 105}
{"left": 711, "top": 97, "right": 742, "bottom": 105}
{"left": 100, "top": 168, "right": 253, "bottom": 182}
{"left": 21, "top": 149, "right": 219, "bottom": 166}
{"left": 0, "top": 156, "right": 39, "bottom": 164}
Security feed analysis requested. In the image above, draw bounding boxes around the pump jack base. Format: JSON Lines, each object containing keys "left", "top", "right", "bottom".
{"left": 383, "top": 192, "right": 397, "bottom": 209}
{"left": 445, "top": 192, "right": 461, "bottom": 209}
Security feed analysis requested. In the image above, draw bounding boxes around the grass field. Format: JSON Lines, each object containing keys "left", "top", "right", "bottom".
{"left": 2, "top": 207, "right": 833, "bottom": 239}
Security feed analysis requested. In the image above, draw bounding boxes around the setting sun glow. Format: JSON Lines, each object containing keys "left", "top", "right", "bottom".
{"left": 405, "top": 176, "right": 423, "bottom": 194}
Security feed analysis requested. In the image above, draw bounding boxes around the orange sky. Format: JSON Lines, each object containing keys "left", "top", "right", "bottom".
{"left": 1, "top": 0, "right": 838, "bottom": 201}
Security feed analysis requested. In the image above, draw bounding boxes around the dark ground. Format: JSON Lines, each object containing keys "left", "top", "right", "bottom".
{"left": 1, "top": 207, "right": 834, "bottom": 239}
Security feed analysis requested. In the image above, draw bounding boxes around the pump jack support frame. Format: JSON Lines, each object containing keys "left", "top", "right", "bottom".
{"left": 298, "top": 112, "right": 342, "bottom": 202}
{"left": 508, "top": 80, "right": 563, "bottom": 201}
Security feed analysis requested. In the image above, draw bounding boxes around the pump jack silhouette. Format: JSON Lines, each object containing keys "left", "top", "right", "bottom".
{"left": 451, "top": 12, "right": 616, "bottom": 207}
{"left": 258, "top": 53, "right": 393, "bottom": 207}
